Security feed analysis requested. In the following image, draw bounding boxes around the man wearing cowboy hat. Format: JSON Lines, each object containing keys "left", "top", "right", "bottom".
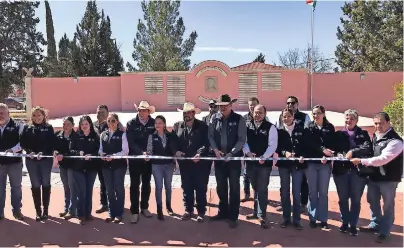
{"left": 173, "top": 102, "right": 211, "bottom": 222}
{"left": 202, "top": 99, "right": 218, "bottom": 125}
{"left": 208, "top": 94, "right": 247, "bottom": 228}
{"left": 126, "top": 101, "right": 156, "bottom": 223}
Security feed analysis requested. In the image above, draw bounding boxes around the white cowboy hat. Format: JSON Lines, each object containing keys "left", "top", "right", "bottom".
{"left": 177, "top": 102, "right": 202, "bottom": 114}
{"left": 134, "top": 100, "right": 156, "bottom": 114}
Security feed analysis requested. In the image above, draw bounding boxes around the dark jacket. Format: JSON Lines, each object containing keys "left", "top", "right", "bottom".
{"left": 69, "top": 131, "right": 100, "bottom": 171}
{"left": 306, "top": 120, "right": 336, "bottom": 160}
{"left": 0, "top": 118, "right": 23, "bottom": 165}
{"left": 126, "top": 115, "right": 155, "bottom": 155}
{"left": 54, "top": 130, "right": 76, "bottom": 168}
{"left": 172, "top": 119, "right": 209, "bottom": 161}
{"left": 245, "top": 118, "right": 275, "bottom": 168}
{"left": 20, "top": 123, "right": 55, "bottom": 156}
{"left": 202, "top": 112, "right": 215, "bottom": 126}
{"left": 147, "top": 131, "right": 178, "bottom": 165}
{"left": 100, "top": 129, "right": 127, "bottom": 169}
{"left": 276, "top": 124, "right": 310, "bottom": 170}
{"left": 333, "top": 126, "right": 373, "bottom": 176}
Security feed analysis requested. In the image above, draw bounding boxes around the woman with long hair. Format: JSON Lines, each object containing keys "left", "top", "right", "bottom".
{"left": 276, "top": 108, "right": 310, "bottom": 230}
{"left": 145, "top": 115, "right": 179, "bottom": 220}
{"left": 20, "top": 106, "right": 56, "bottom": 221}
{"left": 69, "top": 115, "right": 100, "bottom": 225}
{"left": 54, "top": 116, "right": 77, "bottom": 219}
{"left": 99, "top": 113, "right": 129, "bottom": 223}
{"left": 305, "top": 105, "right": 336, "bottom": 229}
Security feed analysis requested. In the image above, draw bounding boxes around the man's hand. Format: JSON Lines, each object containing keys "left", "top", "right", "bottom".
{"left": 214, "top": 149, "right": 224, "bottom": 159}
{"left": 100, "top": 152, "right": 107, "bottom": 161}
{"left": 320, "top": 156, "right": 327, "bottom": 164}
{"left": 56, "top": 155, "right": 63, "bottom": 161}
{"left": 84, "top": 154, "right": 91, "bottom": 161}
{"left": 345, "top": 151, "right": 353, "bottom": 159}
{"left": 299, "top": 156, "right": 304, "bottom": 163}
{"left": 285, "top": 152, "right": 294, "bottom": 158}
{"left": 143, "top": 151, "right": 150, "bottom": 161}
{"left": 323, "top": 148, "right": 334, "bottom": 157}
{"left": 37, "top": 152, "right": 43, "bottom": 160}
{"left": 224, "top": 153, "right": 232, "bottom": 162}
{"left": 105, "top": 156, "right": 113, "bottom": 162}
{"left": 258, "top": 156, "right": 265, "bottom": 164}
{"left": 246, "top": 152, "right": 256, "bottom": 158}
{"left": 175, "top": 151, "right": 185, "bottom": 158}
{"left": 192, "top": 153, "right": 200, "bottom": 163}
{"left": 350, "top": 158, "right": 361, "bottom": 166}
{"left": 29, "top": 152, "right": 35, "bottom": 159}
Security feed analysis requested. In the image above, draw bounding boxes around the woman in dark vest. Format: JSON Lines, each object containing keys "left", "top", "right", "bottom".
{"left": 69, "top": 115, "right": 100, "bottom": 225}
{"left": 145, "top": 115, "right": 179, "bottom": 220}
{"left": 54, "top": 116, "right": 77, "bottom": 219}
{"left": 305, "top": 105, "right": 336, "bottom": 229}
{"left": 333, "top": 109, "right": 372, "bottom": 236}
{"left": 276, "top": 108, "right": 310, "bottom": 230}
{"left": 20, "top": 106, "right": 56, "bottom": 221}
{"left": 99, "top": 113, "right": 128, "bottom": 223}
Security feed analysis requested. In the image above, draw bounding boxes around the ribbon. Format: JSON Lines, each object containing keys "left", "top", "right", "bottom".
{"left": 0, "top": 152, "right": 349, "bottom": 161}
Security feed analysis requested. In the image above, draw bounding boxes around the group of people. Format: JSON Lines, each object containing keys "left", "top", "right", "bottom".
{"left": 0, "top": 93, "right": 402, "bottom": 244}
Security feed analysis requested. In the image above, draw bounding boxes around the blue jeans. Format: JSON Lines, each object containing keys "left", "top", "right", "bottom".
{"left": 279, "top": 167, "right": 305, "bottom": 223}
{"left": 367, "top": 180, "right": 399, "bottom": 236}
{"left": 71, "top": 169, "right": 97, "bottom": 218}
{"left": 246, "top": 164, "right": 271, "bottom": 219}
{"left": 26, "top": 159, "right": 53, "bottom": 188}
{"left": 152, "top": 163, "right": 174, "bottom": 206}
{"left": 0, "top": 163, "right": 23, "bottom": 215}
{"left": 334, "top": 170, "right": 367, "bottom": 227}
{"left": 242, "top": 161, "right": 251, "bottom": 195}
{"left": 306, "top": 162, "right": 331, "bottom": 222}
{"left": 60, "top": 167, "right": 78, "bottom": 215}
{"left": 102, "top": 166, "right": 127, "bottom": 218}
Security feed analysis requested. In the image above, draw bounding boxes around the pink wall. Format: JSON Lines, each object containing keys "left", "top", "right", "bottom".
{"left": 312, "top": 72, "right": 402, "bottom": 117}
{"left": 30, "top": 61, "right": 402, "bottom": 118}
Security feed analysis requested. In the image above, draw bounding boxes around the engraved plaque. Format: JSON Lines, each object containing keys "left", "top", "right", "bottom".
{"left": 205, "top": 77, "right": 218, "bottom": 92}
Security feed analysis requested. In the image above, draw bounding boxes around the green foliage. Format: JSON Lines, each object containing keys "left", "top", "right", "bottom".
{"left": 127, "top": 0, "right": 198, "bottom": 72}
{"left": 335, "top": 1, "right": 403, "bottom": 72}
{"left": 0, "top": 1, "right": 46, "bottom": 100}
{"left": 383, "top": 83, "right": 403, "bottom": 135}
{"left": 253, "top": 53, "right": 266, "bottom": 63}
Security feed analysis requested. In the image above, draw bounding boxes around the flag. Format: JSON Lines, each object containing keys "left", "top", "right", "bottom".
{"left": 306, "top": 0, "right": 317, "bottom": 10}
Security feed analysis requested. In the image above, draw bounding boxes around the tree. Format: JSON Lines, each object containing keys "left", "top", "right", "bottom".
{"left": 383, "top": 83, "right": 403, "bottom": 135}
{"left": 73, "top": 1, "right": 123, "bottom": 76}
{"left": 127, "top": 0, "right": 198, "bottom": 72}
{"left": 335, "top": 1, "right": 403, "bottom": 72}
{"left": 253, "top": 53, "right": 265, "bottom": 63}
{"left": 42, "top": 0, "right": 58, "bottom": 76}
{"left": 276, "top": 45, "right": 333, "bottom": 73}
{"left": 0, "top": 1, "right": 46, "bottom": 100}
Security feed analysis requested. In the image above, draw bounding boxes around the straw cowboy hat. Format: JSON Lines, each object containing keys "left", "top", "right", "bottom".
{"left": 134, "top": 100, "right": 156, "bottom": 114}
{"left": 177, "top": 102, "right": 202, "bottom": 114}
{"left": 215, "top": 94, "right": 238, "bottom": 106}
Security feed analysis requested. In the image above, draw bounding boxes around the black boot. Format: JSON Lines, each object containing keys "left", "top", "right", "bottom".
{"left": 41, "top": 186, "right": 51, "bottom": 220}
{"left": 166, "top": 201, "right": 174, "bottom": 216}
{"left": 31, "top": 188, "right": 42, "bottom": 221}
{"left": 157, "top": 204, "right": 164, "bottom": 221}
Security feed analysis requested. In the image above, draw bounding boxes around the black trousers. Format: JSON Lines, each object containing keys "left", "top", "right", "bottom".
{"left": 214, "top": 160, "right": 242, "bottom": 221}
{"left": 97, "top": 167, "right": 108, "bottom": 207}
{"left": 128, "top": 160, "right": 152, "bottom": 214}
{"left": 179, "top": 160, "right": 211, "bottom": 215}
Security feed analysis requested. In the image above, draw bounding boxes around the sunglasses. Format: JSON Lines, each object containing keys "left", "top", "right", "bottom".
{"left": 287, "top": 102, "right": 296, "bottom": 105}
{"left": 107, "top": 119, "right": 116, "bottom": 123}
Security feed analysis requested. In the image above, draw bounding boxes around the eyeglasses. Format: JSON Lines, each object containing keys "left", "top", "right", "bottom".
{"left": 107, "top": 119, "right": 116, "bottom": 123}
{"left": 287, "top": 102, "right": 296, "bottom": 105}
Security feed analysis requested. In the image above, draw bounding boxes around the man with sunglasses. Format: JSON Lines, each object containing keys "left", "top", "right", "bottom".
{"left": 202, "top": 100, "right": 218, "bottom": 125}
{"left": 275, "top": 96, "right": 310, "bottom": 213}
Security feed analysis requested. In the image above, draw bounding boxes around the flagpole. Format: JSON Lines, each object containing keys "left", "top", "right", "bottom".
{"left": 310, "top": 5, "right": 314, "bottom": 108}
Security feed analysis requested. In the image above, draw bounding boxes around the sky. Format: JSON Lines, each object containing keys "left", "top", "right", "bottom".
{"left": 35, "top": 0, "right": 345, "bottom": 69}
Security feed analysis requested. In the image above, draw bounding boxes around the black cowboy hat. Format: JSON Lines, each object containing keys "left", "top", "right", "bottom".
{"left": 215, "top": 94, "right": 238, "bottom": 106}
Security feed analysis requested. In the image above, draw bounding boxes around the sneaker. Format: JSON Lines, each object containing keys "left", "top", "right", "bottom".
{"left": 113, "top": 217, "right": 122, "bottom": 223}
{"left": 59, "top": 211, "right": 68, "bottom": 217}
{"left": 275, "top": 206, "right": 283, "bottom": 212}
{"left": 339, "top": 223, "right": 349, "bottom": 233}
{"left": 246, "top": 214, "right": 258, "bottom": 220}
{"left": 320, "top": 222, "right": 329, "bottom": 230}
{"left": 196, "top": 215, "right": 205, "bottom": 223}
{"left": 359, "top": 224, "right": 379, "bottom": 233}
{"left": 181, "top": 212, "right": 192, "bottom": 220}
{"left": 130, "top": 214, "right": 139, "bottom": 224}
{"left": 350, "top": 226, "right": 358, "bottom": 236}
{"left": 64, "top": 213, "right": 75, "bottom": 220}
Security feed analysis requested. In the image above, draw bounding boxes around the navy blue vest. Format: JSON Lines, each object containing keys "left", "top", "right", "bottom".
{"left": 100, "top": 129, "right": 127, "bottom": 169}
{"left": 0, "top": 119, "right": 22, "bottom": 165}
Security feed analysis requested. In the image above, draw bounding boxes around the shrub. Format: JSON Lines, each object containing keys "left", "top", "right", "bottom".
{"left": 383, "top": 82, "right": 403, "bottom": 135}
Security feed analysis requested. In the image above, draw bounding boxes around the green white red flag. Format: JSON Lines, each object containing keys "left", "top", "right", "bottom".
{"left": 306, "top": 0, "right": 317, "bottom": 10}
